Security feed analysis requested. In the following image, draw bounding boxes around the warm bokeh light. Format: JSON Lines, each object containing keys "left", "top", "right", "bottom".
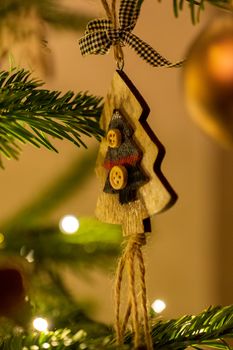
{"left": 33, "top": 317, "right": 49, "bottom": 332}
{"left": 59, "top": 215, "right": 80, "bottom": 234}
{"left": 0, "top": 233, "right": 5, "bottom": 245}
{"left": 207, "top": 39, "right": 233, "bottom": 83}
{"left": 151, "top": 299, "right": 166, "bottom": 313}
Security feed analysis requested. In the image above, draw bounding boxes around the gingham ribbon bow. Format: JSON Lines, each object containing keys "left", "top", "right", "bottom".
{"left": 79, "top": 0, "right": 183, "bottom": 68}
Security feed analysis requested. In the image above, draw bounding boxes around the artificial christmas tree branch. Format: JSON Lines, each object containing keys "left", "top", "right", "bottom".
{"left": 0, "top": 0, "right": 91, "bottom": 72}
{"left": 0, "top": 0, "right": 231, "bottom": 167}
{"left": 0, "top": 0, "right": 90, "bottom": 32}
{"left": 0, "top": 69, "right": 103, "bottom": 165}
{"left": 1, "top": 150, "right": 98, "bottom": 230}
{"left": 0, "top": 305, "right": 232, "bottom": 349}
{"left": 127, "top": 0, "right": 233, "bottom": 24}
{"left": 0, "top": 0, "right": 231, "bottom": 73}
{"left": 159, "top": 0, "right": 233, "bottom": 23}
{"left": 3, "top": 219, "right": 121, "bottom": 268}
{"left": 0, "top": 1, "right": 232, "bottom": 349}
{"left": 1, "top": 0, "right": 232, "bottom": 29}
{"left": 149, "top": 305, "right": 233, "bottom": 349}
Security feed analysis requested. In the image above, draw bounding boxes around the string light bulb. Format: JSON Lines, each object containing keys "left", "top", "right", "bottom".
{"left": 33, "top": 317, "right": 48, "bottom": 332}
{"left": 59, "top": 215, "right": 80, "bottom": 234}
{"left": 151, "top": 299, "right": 166, "bottom": 314}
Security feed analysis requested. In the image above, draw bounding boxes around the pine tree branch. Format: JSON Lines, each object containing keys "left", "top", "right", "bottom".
{"left": 39, "top": 2, "right": 91, "bottom": 31}
{"left": 0, "top": 1, "right": 91, "bottom": 73}
{"left": 157, "top": 0, "right": 233, "bottom": 24}
{"left": 0, "top": 69, "right": 104, "bottom": 166}
{"left": 149, "top": 305, "right": 233, "bottom": 349}
{"left": 3, "top": 219, "right": 121, "bottom": 268}
{"left": 1, "top": 149, "right": 98, "bottom": 230}
{"left": 0, "top": 305, "right": 233, "bottom": 349}
{"left": 0, "top": 0, "right": 91, "bottom": 32}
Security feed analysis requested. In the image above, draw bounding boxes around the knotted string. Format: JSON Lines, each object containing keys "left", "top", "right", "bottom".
{"left": 99, "top": 0, "right": 124, "bottom": 68}
{"left": 115, "top": 232, "right": 153, "bottom": 349}
{"left": 79, "top": 0, "right": 183, "bottom": 69}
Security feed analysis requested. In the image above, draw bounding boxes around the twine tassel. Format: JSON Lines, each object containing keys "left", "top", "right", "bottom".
{"left": 128, "top": 247, "right": 140, "bottom": 348}
{"left": 115, "top": 251, "right": 127, "bottom": 344}
{"left": 114, "top": 233, "right": 153, "bottom": 349}
{"left": 121, "top": 300, "right": 132, "bottom": 338}
{"left": 137, "top": 248, "right": 153, "bottom": 350}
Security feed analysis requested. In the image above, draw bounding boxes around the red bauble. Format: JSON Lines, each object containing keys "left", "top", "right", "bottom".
{"left": 0, "top": 267, "right": 26, "bottom": 318}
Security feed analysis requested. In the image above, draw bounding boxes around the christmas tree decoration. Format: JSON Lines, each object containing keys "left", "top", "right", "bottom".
{"left": 95, "top": 69, "right": 177, "bottom": 350}
{"left": 0, "top": 0, "right": 233, "bottom": 349}
{"left": 95, "top": 70, "right": 177, "bottom": 235}
{"left": 59, "top": 215, "right": 80, "bottom": 235}
{"left": 79, "top": 0, "right": 181, "bottom": 348}
{"left": 183, "top": 13, "right": 233, "bottom": 147}
{"left": 33, "top": 317, "right": 49, "bottom": 332}
{"left": 151, "top": 299, "right": 166, "bottom": 314}
{"left": 0, "top": 261, "right": 31, "bottom": 326}
{"left": 103, "top": 109, "right": 149, "bottom": 205}
{"left": 0, "top": 267, "right": 25, "bottom": 317}
{"left": 79, "top": 0, "right": 183, "bottom": 68}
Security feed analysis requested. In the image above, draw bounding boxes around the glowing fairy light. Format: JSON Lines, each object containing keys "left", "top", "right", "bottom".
{"left": 151, "top": 299, "right": 166, "bottom": 314}
{"left": 59, "top": 215, "right": 80, "bottom": 234}
{"left": 33, "top": 317, "right": 48, "bottom": 332}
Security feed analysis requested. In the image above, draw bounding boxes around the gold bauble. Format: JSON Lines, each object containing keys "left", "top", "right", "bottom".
{"left": 184, "top": 13, "right": 233, "bottom": 147}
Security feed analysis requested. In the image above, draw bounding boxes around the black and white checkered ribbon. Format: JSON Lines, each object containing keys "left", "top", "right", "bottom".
{"left": 79, "top": 0, "right": 183, "bottom": 68}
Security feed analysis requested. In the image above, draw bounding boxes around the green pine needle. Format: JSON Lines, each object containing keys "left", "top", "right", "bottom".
{"left": 0, "top": 305, "right": 233, "bottom": 349}
{"left": 0, "top": 0, "right": 91, "bottom": 32}
{"left": 158, "top": 0, "right": 233, "bottom": 24}
{"left": 122, "top": 305, "right": 233, "bottom": 349}
{"left": 149, "top": 305, "right": 233, "bottom": 349}
{"left": 0, "top": 69, "right": 104, "bottom": 165}
{"left": 3, "top": 218, "right": 122, "bottom": 267}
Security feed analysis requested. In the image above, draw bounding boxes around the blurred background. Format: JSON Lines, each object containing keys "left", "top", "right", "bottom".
{"left": 0, "top": 0, "right": 232, "bottom": 325}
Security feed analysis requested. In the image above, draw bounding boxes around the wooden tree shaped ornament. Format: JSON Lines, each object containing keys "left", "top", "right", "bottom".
{"left": 96, "top": 70, "right": 177, "bottom": 234}
{"left": 95, "top": 70, "right": 177, "bottom": 350}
